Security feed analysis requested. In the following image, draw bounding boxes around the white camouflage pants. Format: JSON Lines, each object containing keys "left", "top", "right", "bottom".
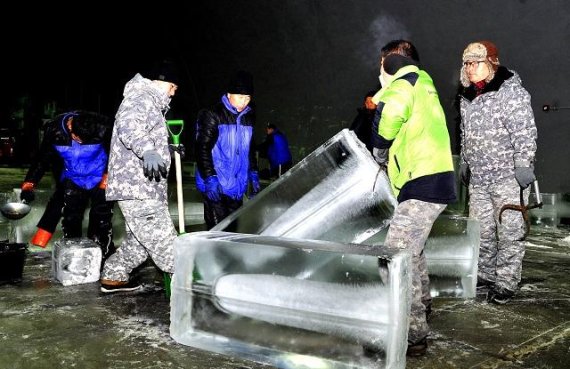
{"left": 101, "top": 199, "right": 177, "bottom": 282}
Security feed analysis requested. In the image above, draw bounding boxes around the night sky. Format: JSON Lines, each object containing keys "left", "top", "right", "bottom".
{"left": 4, "top": 1, "right": 570, "bottom": 191}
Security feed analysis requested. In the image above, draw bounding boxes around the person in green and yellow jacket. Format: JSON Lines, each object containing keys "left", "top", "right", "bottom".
{"left": 370, "top": 47, "right": 456, "bottom": 356}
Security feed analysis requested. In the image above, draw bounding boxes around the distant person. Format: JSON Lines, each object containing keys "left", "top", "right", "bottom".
{"left": 195, "top": 70, "right": 260, "bottom": 229}
{"left": 101, "top": 60, "right": 182, "bottom": 293}
{"left": 349, "top": 90, "right": 377, "bottom": 152}
{"left": 257, "top": 123, "right": 293, "bottom": 178}
{"left": 458, "top": 41, "right": 537, "bottom": 305}
{"left": 20, "top": 110, "right": 115, "bottom": 258}
{"left": 370, "top": 41, "right": 456, "bottom": 357}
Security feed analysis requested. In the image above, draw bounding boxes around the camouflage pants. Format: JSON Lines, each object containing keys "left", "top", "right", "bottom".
{"left": 101, "top": 199, "right": 177, "bottom": 282}
{"left": 469, "top": 177, "right": 528, "bottom": 292}
{"left": 384, "top": 199, "right": 446, "bottom": 344}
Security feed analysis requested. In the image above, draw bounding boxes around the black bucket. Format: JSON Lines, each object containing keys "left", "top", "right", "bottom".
{"left": 0, "top": 241, "right": 27, "bottom": 283}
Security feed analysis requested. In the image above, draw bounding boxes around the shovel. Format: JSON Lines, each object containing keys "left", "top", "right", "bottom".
{"left": 499, "top": 180, "right": 542, "bottom": 238}
{"left": 165, "top": 119, "right": 186, "bottom": 297}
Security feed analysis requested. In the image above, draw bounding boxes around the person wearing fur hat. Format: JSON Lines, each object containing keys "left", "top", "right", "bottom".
{"left": 100, "top": 59, "right": 181, "bottom": 293}
{"left": 370, "top": 43, "right": 457, "bottom": 357}
{"left": 195, "top": 70, "right": 260, "bottom": 229}
{"left": 458, "top": 41, "right": 537, "bottom": 305}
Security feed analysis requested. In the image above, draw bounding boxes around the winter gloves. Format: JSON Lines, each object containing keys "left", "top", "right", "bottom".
{"left": 20, "top": 182, "right": 35, "bottom": 203}
{"left": 459, "top": 163, "right": 534, "bottom": 188}
{"left": 142, "top": 150, "right": 167, "bottom": 181}
{"left": 515, "top": 166, "right": 535, "bottom": 189}
{"left": 204, "top": 175, "right": 222, "bottom": 202}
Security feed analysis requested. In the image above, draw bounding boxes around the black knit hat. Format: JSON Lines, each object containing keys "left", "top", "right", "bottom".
{"left": 383, "top": 54, "right": 419, "bottom": 75}
{"left": 150, "top": 60, "right": 180, "bottom": 86}
{"left": 228, "top": 70, "right": 254, "bottom": 95}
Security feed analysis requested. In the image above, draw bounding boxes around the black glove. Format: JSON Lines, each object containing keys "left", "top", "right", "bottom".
{"left": 20, "top": 182, "right": 35, "bottom": 204}
{"left": 169, "top": 144, "right": 186, "bottom": 159}
{"left": 514, "top": 167, "right": 535, "bottom": 189}
{"left": 459, "top": 163, "right": 470, "bottom": 187}
{"left": 142, "top": 150, "right": 168, "bottom": 181}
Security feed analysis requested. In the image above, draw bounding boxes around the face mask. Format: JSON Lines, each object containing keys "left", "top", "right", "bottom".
{"left": 379, "top": 71, "right": 389, "bottom": 88}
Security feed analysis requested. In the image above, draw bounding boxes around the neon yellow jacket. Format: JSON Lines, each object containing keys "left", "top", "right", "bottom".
{"left": 373, "top": 65, "right": 454, "bottom": 198}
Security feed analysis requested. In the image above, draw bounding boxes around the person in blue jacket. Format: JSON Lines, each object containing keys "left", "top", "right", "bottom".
{"left": 195, "top": 70, "right": 260, "bottom": 229}
{"left": 258, "top": 123, "right": 293, "bottom": 178}
{"left": 20, "top": 110, "right": 115, "bottom": 258}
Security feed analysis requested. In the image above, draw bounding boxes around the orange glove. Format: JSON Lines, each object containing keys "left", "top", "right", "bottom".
{"left": 98, "top": 173, "right": 108, "bottom": 189}
{"left": 20, "top": 182, "right": 36, "bottom": 203}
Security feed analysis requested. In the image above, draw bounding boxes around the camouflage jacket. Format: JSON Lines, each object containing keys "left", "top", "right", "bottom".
{"left": 459, "top": 67, "right": 537, "bottom": 187}
{"left": 106, "top": 74, "right": 172, "bottom": 202}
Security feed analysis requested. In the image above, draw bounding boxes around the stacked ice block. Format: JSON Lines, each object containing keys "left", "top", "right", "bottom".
{"left": 214, "top": 129, "right": 479, "bottom": 298}
{"left": 170, "top": 231, "right": 411, "bottom": 369}
{"left": 52, "top": 238, "right": 102, "bottom": 286}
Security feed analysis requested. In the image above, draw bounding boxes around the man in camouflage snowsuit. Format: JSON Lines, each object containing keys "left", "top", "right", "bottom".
{"left": 100, "top": 61, "right": 180, "bottom": 293}
{"left": 459, "top": 41, "right": 537, "bottom": 304}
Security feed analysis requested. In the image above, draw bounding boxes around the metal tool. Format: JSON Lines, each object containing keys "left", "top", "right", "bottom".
{"left": 499, "top": 180, "right": 542, "bottom": 237}
{"left": 0, "top": 202, "right": 31, "bottom": 220}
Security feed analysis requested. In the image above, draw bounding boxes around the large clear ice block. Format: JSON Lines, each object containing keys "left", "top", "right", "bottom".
{"left": 170, "top": 231, "right": 411, "bottom": 369}
{"left": 213, "top": 129, "right": 397, "bottom": 244}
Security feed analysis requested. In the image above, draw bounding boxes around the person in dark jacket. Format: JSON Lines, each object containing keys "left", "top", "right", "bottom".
{"left": 195, "top": 70, "right": 260, "bottom": 229}
{"left": 258, "top": 123, "right": 292, "bottom": 178}
{"left": 349, "top": 90, "right": 377, "bottom": 152}
{"left": 20, "top": 110, "right": 115, "bottom": 258}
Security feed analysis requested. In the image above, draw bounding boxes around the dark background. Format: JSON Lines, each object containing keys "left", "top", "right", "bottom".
{"left": 2, "top": 1, "right": 569, "bottom": 192}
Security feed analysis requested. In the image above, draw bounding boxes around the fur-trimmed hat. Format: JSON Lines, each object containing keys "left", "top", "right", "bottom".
{"left": 460, "top": 41, "right": 500, "bottom": 87}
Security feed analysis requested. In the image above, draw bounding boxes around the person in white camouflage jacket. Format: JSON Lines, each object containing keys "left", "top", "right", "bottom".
{"left": 100, "top": 61, "right": 180, "bottom": 293}
{"left": 458, "top": 41, "right": 537, "bottom": 304}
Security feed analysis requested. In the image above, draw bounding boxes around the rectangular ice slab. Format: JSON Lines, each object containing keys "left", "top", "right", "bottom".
{"left": 52, "top": 238, "right": 101, "bottom": 286}
{"left": 426, "top": 215, "right": 480, "bottom": 298}
{"left": 363, "top": 215, "right": 480, "bottom": 298}
{"left": 170, "top": 231, "right": 411, "bottom": 369}
{"left": 213, "top": 129, "right": 397, "bottom": 244}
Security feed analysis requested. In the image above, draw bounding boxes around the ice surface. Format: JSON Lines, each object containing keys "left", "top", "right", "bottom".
{"left": 170, "top": 231, "right": 411, "bottom": 369}
{"left": 52, "top": 238, "right": 102, "bottom": 286}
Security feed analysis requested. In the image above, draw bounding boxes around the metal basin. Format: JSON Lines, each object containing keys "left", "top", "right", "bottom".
{"left": 0, "top": 202, "right": 31, "bottom": 220}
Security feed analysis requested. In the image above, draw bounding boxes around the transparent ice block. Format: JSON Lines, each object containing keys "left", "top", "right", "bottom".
{"left": 170, "top": 231, "right": 411, "bottom": 369}
{"left": 213, "top": 129, "right": 397, "bottom": 244}
{"left": 52, "top": 238, "right": 102, "bottom": 286}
